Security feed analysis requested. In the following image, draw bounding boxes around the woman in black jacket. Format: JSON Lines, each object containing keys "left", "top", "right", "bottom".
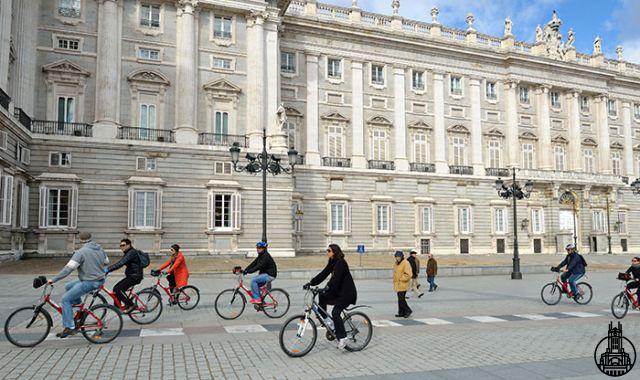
{"left": 304, "top": 244, "right": 357, "bottom": 350}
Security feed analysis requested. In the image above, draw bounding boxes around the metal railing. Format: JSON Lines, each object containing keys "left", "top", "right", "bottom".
{"left": 31, "top": 120, "right": 93, "bottom": 137}
{"left": 0, "top": 87, "right": 10, "bottom": 110}
{"left": 410, "top": 162, "right": 435, "bottom": 173}
{"left": 485, "top": 168, "right": 510, "bottom": 177}
{"left": 117, "top": 127, "right": 175, "bottom": 142}
{"left": 449, "top": 165, "right": 474, "bottom": 175}
{"left": 198, "top": 133, "right": 248, "bottom": 147}
{"left": 322, "top": 157, "right": 351, "bottom": 168}
{"left": 13, "top": 108, "right": 32, "bottom": 130}
{"left": 368, "top": 160, "right": 395, "bottom": 170}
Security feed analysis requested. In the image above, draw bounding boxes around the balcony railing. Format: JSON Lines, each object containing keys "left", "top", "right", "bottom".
{"left": 517, "top": 169, "right": 623, "bottom": 185}
{"left": 0, "top": 87, "right": 10, "bottom": 110}
{"left": 449, "top": 165, "right": 474, "bottom": 175}
{"left": 410, "top": 162, "right": 435, "bottom": 173}
{"left": 198, "top": 133, "right": 248, "bottom": 147}
{"left": 32, "top": 120, "right": 93, "bottom": 137}
{"left": 485, "top": 167, "right": 510, "bottom": 177}
{"left": 13, "top": 108, "right": 32, "bottom": 130}
{"left": 322, "top": 157, "right": 351, "bottom": 168}
{"left": 368, "top": 160, "right": 395, "bottom": 170}
{"left": 117, "top": 127, "right": 175, "bottom": 142}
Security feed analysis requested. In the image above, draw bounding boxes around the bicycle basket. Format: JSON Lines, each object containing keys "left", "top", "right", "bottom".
{"left": 617, "top": 272, "right": 631, "bottom": 281}
{"left": 232, "top": 266, "right": 242, "bottom": 274}
{"left": 33, "top": 276, "right": 47, "bottom": 289}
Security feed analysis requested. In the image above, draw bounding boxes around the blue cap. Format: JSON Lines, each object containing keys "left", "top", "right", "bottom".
{"left": 394, "top": 251, "right": 404, "bottom": 258}
{"left": 256, "top": 241, "right": 268, "bottom": 248}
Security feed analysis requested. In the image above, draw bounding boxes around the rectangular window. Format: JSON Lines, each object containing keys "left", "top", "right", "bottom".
{"left": 420, "top": 238, "right": 431, "bottom": 255}
{"left": 15, "top": 144, "right": 30, "bottom": 165}
{"left": 450, "top": 76, "right": 462, "bottom": 95}
{"left": 558, "top": 209, "right": 573, "bottom": 231}
{"left": 49, "top": 152, "right": 71, "bottom": 167}
{"left": 452, "top": 136, "right": 466, "bottom": 166}
{"left": 581, "top": 96, "right": 590, "bottom": 113}
{"left": 214, "top": 161, "right": 232, "bottom": 175}
{"left": 413, "top": 133, "right": 428, "bottom": 163}
{"left": 583, "top": 149, "right": 594, "bottom": 173}
{"left": 138, "top": 48, "right": 160, "bottom": 61}
{"left": 486, "top": 81, "right": 497, "bottom": 100}
{"left": 592, "top": 210, "right": 604, "bottom": 232}
{"left": 0, "top": 174, "right": 14, "bottom": 225}
{"left": 283, "top": 121, "right": 296, "bottom": 149}
{"left": 139, "top": 104, "right": 157, "bottom": 130}
{"left": 327, "top": 125, "right": 344, "bottom": 157}
{"left": 213, "top": 15, "right": 232, "bottom": 39}
{"left": 292, "top": 202, "right": 303, "bottom": 233}
{"left": 376, "top": 204, "right": 391, "bottom": 234}
{"left": 458, "top": 207, "right": 472, "bottom": 234}
{"left": 330, "top": 202, "right": 347, "bottom": 233}
{"left": 57, "top": 38, "right": 80, "bottom": 51}
{"left": 46, "top": 188, "right": 71, "bottom": 227}
{"left": 612, "top": 151, "right": 622, "bottom": 175}
{"left": 550, "top": 91, "right": 560, "bottom": 108}
{"left": 214, "top": 111, "right": 229, "bottom": 135}
{"left": 133, "top": 191, "right": 157, "bottom": 229}
{"left": 488, "top": 139, "right": 501, "bottom": 168}
{"left": 554, "top": 146, "right": 565, "bottom": 171}
{"left": 618, "top": 212, "right": 627, "bottom": 234}
{"left": 281, "top": 52, "right": 295, "bottom": 73}
{"left": 327, "top": 58, "right": 342, "bottom": 79}
{"left": 371, "top": 64, "right": 384, "bottom": 85}
{"left": 212, "top": 57, "right": 232, "bottom": 70}
{"left": 634, "top": 104, "right": 640, "bottom": 119}
{"left": 421, "top": 206, "right": 432, "bottom": 233}
{"left": 531, "top": 208, "right": 544, "bottom": 234}
{"left": 608, "top": 99, "right": 618, "bottom": 117}
{"left": 372, "top": 129, "right": 387, "bottom": 161}
{"left": 519, "top": 86, "right": 530, "bottom": 104}
{"left": 140, "top": 4, "right": 161, "bottom": 28}
{"left": 412, "top": 70, "right": 425, "bottom": 90}
{"left": 208, "top": 192, "right": 240, "bottom": 231}
{"left": 494, "top": 208, "right": 507, "bottom": 234}
{"left": 57, "top": 96, "right": 75, "bottom": 123}
{"left": 136, "top": 157, "right": 156, "bottom": 171}
{"left": 59, "top": 0, "right": 81, "bottom": 18}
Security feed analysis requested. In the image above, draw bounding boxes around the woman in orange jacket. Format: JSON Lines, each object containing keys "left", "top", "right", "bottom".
{"left": 155, "top": 244, "right": 189, "bottom": 296}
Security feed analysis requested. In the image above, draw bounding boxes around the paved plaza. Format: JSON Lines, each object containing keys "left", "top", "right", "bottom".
{"left": 1, "top": 270, "right": 639, "bottom": 379}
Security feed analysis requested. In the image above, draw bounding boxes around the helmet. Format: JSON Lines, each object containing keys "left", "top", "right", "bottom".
{"left": 565, "top": 243, "right": 575, "bottom": 251}
{"left": 256, "top": 241, "right": 268, "bottom": 248}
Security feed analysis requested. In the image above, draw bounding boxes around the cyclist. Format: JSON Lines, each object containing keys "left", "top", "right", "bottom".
{"left": 105, "top": 239, "right": 144, "bottom": 313}
{"left": 624, "top": 256, "right": 640, "bottom": 299}
{"left": 555, "top": 243, "right": 586, "bottom": 301}
{"left": 304, "top": 244, "right": 357, "bottom": 350}
{"left": 153, "top": 244, "right": 189, "bottom": 302}
{"left": 243, "top": 241, "right": 277, "bottom": 305}
{"left": 47, "top": 232, "right": 109, "bottom": 338}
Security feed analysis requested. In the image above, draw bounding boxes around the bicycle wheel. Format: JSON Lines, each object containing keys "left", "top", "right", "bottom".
{"left": 611, "top": 292, "right": 629, "bottom": 319}
{"left": 541, "top": 283, "right": 562, "bottom": 305}
{"left": 177, "top": 286, "right": 200, "bottom": 311}
{"left": 4, "top": 306, "right": 52, "bottom": 348}
{"left": 129, "top": 289, "right": 163, "bottom": 324}
{"left": 262, "top": 288, "right": 290, "bottom": 319}
{"left": 215, "top": 289, "right": 246, "bottom": 320}
{"left": 574, "top": 282, "right": 593, "bottom": 305}
{"left": 343, "top": 311, "right": 373, "bottom": 352}
{"left": 279, "top": 314, "right": 317, "bottom": 358}
{"left": 80, "top": 304, "right": 123, "bottom": 344}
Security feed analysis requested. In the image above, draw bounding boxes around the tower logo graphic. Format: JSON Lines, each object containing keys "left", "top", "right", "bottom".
{"left": 594, "top": 322, "right": 636, "bottom": 377}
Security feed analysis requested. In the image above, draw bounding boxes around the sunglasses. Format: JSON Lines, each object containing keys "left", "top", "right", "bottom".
{"left": 119, "top": 244, "right": 127, "bottom": 247}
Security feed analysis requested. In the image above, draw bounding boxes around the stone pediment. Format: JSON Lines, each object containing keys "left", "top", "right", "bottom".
{"left": 610, "top": 141, "right": 624, "bottom": 149}
{"left": 367, "top": 115, "right": 392, "bottom": 126}
{"left": 203, "top": 78, "right": 241, "bottom": 93}
{"left": 321, "top": 112, "right": 349, "bottom": 122}
{"left": 520, "top": 131, "right": 538, "bottom": 140}
{"left": 42, "top": 60, "right": 90, "bottom": 77}
{"left": 552, "top": 135, "right": 568, "bottom": 144}
{"left": 127, "top": 69, "right": 170, "bottom": 85}
{"left": 408, "top": 120, "right": 431, "bottom": 129}
{"left": 582, "top": 138, "right": 598, "bottom": 147}
{"left": 447, "top": 124, "right": 470, "bottom": 134}
{"left": 285, "top": 106, "right": 303, "bottom": 117}
{"left": 484, "top": 128, "right": 504, "bottom": 138}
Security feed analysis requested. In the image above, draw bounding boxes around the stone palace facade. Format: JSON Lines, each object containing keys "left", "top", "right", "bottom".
{"left": 1, "top": 0, "right": 640, "bottom": 259}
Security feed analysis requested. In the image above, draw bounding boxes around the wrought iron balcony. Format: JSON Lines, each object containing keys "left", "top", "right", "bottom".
{"left": 0, "top": 87, "right": 10, "bottom": 110}
{"left": 117, "top": 127, "right": 175, "bottom": 142}
{"left": 485, "top": 167, "right": 510, "bottom": 177}
{"left": 322, "top": 157, "right": 351, "bottom": 168}
{"left": 410, "top": 162, "right": 435, "bottom": 173}
{"left": 449, "top": 165, "right": 474, "bottom": 175}
{"left": 13, "top": 108, "right": 32, "bottom": 130}
{"left": 368, "top": 160, "right": 395, "bottom": 170}
{"left": 32, "top": 120, "right": 93, "bottom": 137}
{"left": 198, "top": 133, "right": 247, "bottom": 147}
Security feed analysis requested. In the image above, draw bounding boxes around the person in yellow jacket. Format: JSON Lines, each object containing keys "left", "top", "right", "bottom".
{"left": 393, "top": 251, "right": 413, "bottom": 318}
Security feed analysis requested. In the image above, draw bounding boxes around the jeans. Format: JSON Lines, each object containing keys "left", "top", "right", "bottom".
{"left": 427, "top": 276, "right": 436, "bottom": 291}
{"left": 61, "top": 279, "right": 104, "bottom": 329}
{"left": 561, "top": 272, "right": 583, "bottom": 297}
{"left": 113, "top": 276, "right": 142, "bottom": 308}
{"left": 250, "top": 274, "right": 274, "bottom": 300}
{"left": 397, "top": 291, "right": 411, "bottom": 316}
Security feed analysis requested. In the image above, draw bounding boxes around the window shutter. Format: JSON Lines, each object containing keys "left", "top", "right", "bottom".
{"left": 347, "top": 202, "right": 352, "bottom": 233}
{"left": 4, "top": 176, "right": 13, "bottom": 224}
{"left": 39, "top": 186, "right": 48, "bottom": 228}
{"left": 136, "top": 157, "right": 146, "bottom": 171}
{"left": 23, "top": 148, "right": 30, "bottom": 165}
{"left": 232, "top": 193, "right": 241, "bottom": 230}
{"left": 0, "top": 131, "right": 6, "bottom": 150}
{"left": 207, "top": 192, "right": 213, "bottom": 230}
{"left": 0, "top": 176, "right": 4, "bottom": 223}
{"left": 155, "top": 190, "right": 163, "bottom": 229}
{"left": 128, "top": 188, "right": 135, "bottom": 229}
{"left": 70, "top": 187, "right": 78, "bottom": 228}
{"left": 390, "top": 205, "right": 395, "bottom": 233}
{"left": 21, "top": 184, "right": 29, "bottom": 228}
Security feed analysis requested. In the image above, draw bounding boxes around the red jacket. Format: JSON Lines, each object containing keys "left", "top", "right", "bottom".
{"left": 158, "top": 251, "right": 189, "bottom": 288}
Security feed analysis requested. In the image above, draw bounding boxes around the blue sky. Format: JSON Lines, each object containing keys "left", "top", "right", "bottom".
{"left": 324, "top": 0, "right": 640, "bottom": 64}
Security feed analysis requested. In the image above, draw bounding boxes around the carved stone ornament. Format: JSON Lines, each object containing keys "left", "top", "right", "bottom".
{"left": 127, "top": 69, "right": 170, "bottom": 86}
{"left": 42, "top": 60, "right": 91, "bottom": 77}
{"left": 504, "top": 17, "right": 512, "bottom": 37}
{"left": 593, "top": 35, "right": 602, "bottom": 55}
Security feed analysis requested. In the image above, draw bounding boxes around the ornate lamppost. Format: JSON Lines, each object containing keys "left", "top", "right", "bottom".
{"left": 631, "top": 178, "right": 640, "bottom": 196}
{"left": 229, "top": 126, "right": 298, "bottom": 243}
{"left": 495, "top": 168, "right": 533, "bottom": 280}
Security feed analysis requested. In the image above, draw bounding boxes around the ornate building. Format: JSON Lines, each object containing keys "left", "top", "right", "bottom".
{"left": 1, "top": 0, "right": 640, "bottom": 259}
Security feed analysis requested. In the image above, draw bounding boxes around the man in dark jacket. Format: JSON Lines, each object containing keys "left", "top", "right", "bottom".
{"left": 407, "top": 251, "right": 424, "bottom": 298}
{"left": 426, "top": 254, "right": 438, "bottom": 292}
{"left": 625, "top": 256, "right": 640, "bottom": 299}
{"left": 556, "top": 244, "right": 586, "bottom": 301}
{"left": 244, "top": 241, "right": 277, "bottom": 305}
{"left": 106, "top": 239, "right": 144, "bottom": 312}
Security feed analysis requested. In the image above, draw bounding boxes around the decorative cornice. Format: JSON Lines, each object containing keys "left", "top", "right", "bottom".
{"left": 126, "top": 69, "right": 170, "bottom": 86}
{"left": 42, "top": 60, "right": 91, "bottom": 77}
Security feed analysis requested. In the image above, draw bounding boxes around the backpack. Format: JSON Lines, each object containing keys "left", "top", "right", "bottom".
{"left": 579, "top": 254, "right": 587, "bottom": 267}
{"left": 137, "top": 250, "right": 150, "bottom": 268}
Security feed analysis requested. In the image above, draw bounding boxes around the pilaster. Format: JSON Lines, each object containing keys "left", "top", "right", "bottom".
{"left": 11, "top": 0, "right": 39, "bottom": 116}
{"left": 433, "top": 72, "right": 448, "bottom": 173}
{"left": 536, "top": 85, "right": 552, "bottom": 170}
{"left": 567, "top": 90, "right": 582, "bottom": 171}
{"left": 351, "top": 60, "right": 366, "bottom": 169}
{"left": 595, "top": 95, "right": 611, "bottom": 174}
{"left": 246, "top": 12, "right": 266, "bottom": 149}
{"left": 94, "top": 0, "right": 121, "bottom": 139}
{"left": 0, "top": 0, "right": 12, "bottom": 90}
{"left": 173, "top": 0, "right": 199, "bottom": 144}
{"left": 622, "top": 101, "right": 634, "bottom": 176}
{"left": 469, "top": 77, "right": 484, "bottom": 175}
{"left": 393, "top": 67, "right": 408, "bottom": 171}
{"left": 505, "top": 80, "right": 519, "bottom": 167}
{"left": 305, "top": 53, "right": 321, "bottom": 166}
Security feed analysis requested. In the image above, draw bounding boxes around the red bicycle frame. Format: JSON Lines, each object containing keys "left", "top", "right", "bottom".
{"left": 555, "top": 275, "right": 581, "bottom": 297}
{"left": 38, "top": 285, "right": 105, "bottom": 331}
{"left": 233, "top": 273, "right": 278, "bottom": 308}
{"left": 623, "top": 285, "right": 640, "bottom": 307}
{"left": 95, "top": 285, "right": 145, "bottom": 311}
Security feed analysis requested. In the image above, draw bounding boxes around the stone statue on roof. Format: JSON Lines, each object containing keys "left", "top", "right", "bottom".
{"left": 594, "top": 35, "right": 602, "bottom": 55}
{"left": 504, "top": 17, "right": 512, "bottom": 37}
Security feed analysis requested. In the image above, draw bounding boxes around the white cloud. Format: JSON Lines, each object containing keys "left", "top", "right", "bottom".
{"left": 621, "top": 39, "right": 640, "bottom": 65}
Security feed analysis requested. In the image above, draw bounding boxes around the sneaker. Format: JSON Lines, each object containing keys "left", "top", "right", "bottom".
{"left": 434, "top": 285, "right": 438, "bottom": 291}
{"left": 428, "top": 289, "right": 433, "bottom": 292}
{"left": 56, "top": 328, "right": 78, "bottom": 338}
{"left": 337, "top": 338, "right": 347, "bottom": 350}
{"left": 395, "top": 313, "right": 403, "bottom": 318}
{"left": 418, "top": 293, "right": 424, "bottom": 298}
{"left": 404, "top": 312, "right": 412, "bottom": 319}
{"left": 250, "top": 298, "right": 262, "bottom": 305}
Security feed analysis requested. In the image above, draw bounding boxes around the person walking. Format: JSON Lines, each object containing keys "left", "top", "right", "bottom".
{"left": 106, "top": 239, "right": 145, "bottom": 313}
{"left": 393, "top": 251, "right": 413, "bottom": 318}
{"left": 426, "top": 253, "right": 438, "bottom": 292}
{"left": 407, "top": 250, "right": 424, "bottom": 298}
{"left": 153, "top": 244, "right": 189, "bottom": 301}
{"left": 304, "top": 244, "right": 357, "bottom": 350}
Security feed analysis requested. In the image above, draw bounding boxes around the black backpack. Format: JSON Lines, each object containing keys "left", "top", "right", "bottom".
{"left": 137, "top": 250, "right": 150, "bottom": 268}
{"left": 579, "top": 254, "right": 587, "bottom": 267}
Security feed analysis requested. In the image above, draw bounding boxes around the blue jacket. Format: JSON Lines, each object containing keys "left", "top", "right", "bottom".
{"left": 558, "top": 252, "right": 586, "bottom": 275}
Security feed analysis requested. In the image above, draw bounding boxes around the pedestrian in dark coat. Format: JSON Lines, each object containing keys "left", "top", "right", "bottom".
{"left": 426, "top": 253, "right": 438, "bottom": 292}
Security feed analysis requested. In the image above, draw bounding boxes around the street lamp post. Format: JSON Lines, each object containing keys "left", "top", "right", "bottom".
{"left": 229, "top": 127, "right": 298, "bottom": 243}
{"left": 631, "top": 178, "right": 640, "bottom": 196}
{"left": 606, "top": 195, "right": 612, "bottom": 255}
{"left": 494, "top": 168, "right": 533, "bottom": 280}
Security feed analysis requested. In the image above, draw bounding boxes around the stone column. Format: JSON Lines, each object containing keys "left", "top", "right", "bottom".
{"left": 246, "top": 12, "right": 266, "bottom": 149}
{"left": 393, "top": 67, "right": 408, "bottom": 171}
{"left": 536, "top": 85, "right": 552, "bottom": 170}
{"left": 595, "top": 95, "right": 611, "bottom": 174}
{"left": 94, "top": 0, "right": 121, "bottom": 138}
{"left": 469, "top": 77, "right": 484, "bottom": 175}
{"left": 0, "top": 0, "right": 12, "bottom": 90}
{"left": 505, "top": 81, "right": 519, "bottom": 167}
{"left": 173, "top": 0, "right": 199, "bottom": 144}
{"left": 305, "top": 53, "right": 320, "bottom": 166}
{"left": 265, "top": 20, "right": 287, "bottom": 152}
{"left": 11, "top": 0, "right": 39, "bottom": 115}
{"left": 568, "top": 90, "right": 582, "bottom": 171}
{"left": 622, "top": 101, "right": 634, "bottom": 176}
{"left": 351, "top": 61, "right": 366, "bottom": 169}
{"left": 433, "top": 72, "right": 448, "bottom": 173}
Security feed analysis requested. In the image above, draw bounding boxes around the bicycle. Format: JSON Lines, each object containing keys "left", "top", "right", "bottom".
{"left": 141, "top": 271, "right": 200, "bottom": 310}
{"left": 541, "top": 267, "right": 593, "bottom": 305}
{"left": 4, "top": 277, "right": 123, "bottom": 347}
{"left": 279, "top": 286, "right": 373, "bottom": 357}
{"left": 214, "top": 266, "right": 290, "bottom": 320}
{"left": 89, "top": 283, "right": 162, "bottom": 325}
{"left": 611, "top": 272, "right": 640, "bottom": 319}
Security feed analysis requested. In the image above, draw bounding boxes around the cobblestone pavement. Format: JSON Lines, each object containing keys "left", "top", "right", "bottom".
{"left": 0, "top": 271, "right": 638, "bottom": 379}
